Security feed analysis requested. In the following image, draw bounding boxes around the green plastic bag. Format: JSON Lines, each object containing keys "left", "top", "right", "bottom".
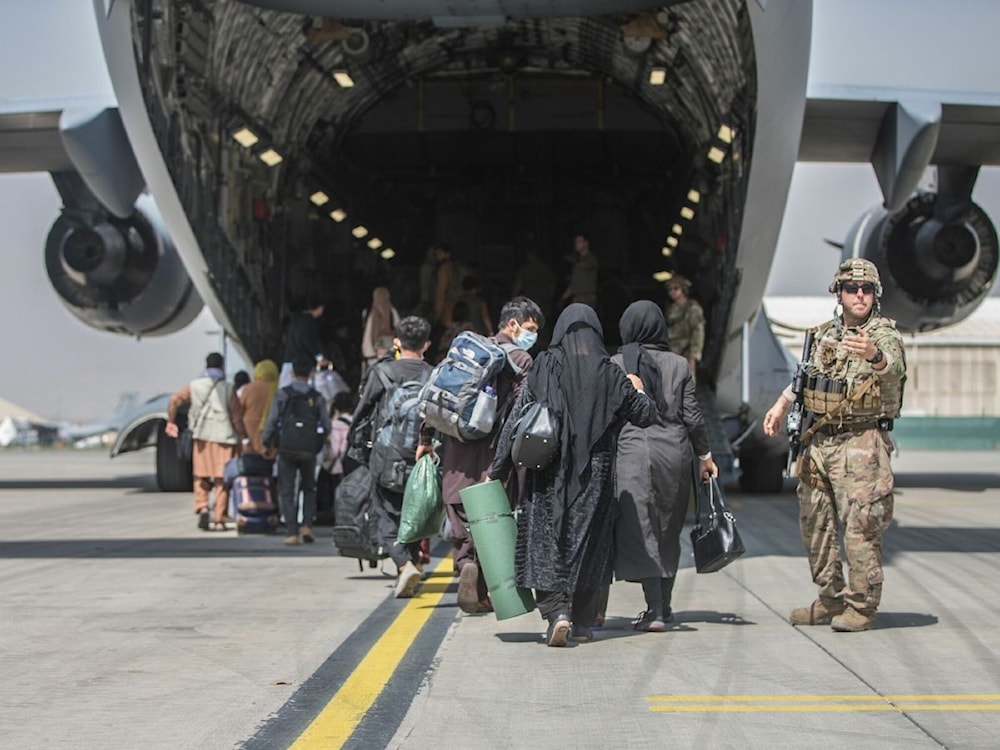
{"left": 398, "top": 454, "right": 444, "bottom": 544}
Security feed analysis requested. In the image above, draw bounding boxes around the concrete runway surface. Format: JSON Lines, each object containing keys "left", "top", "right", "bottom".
{"left": 0, "top": 449, "right": 998, "bottom": 749}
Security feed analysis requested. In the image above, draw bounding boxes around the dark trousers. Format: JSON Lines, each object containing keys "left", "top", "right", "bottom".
{"left": 446, "top": 502, "right": 488, "bottom": 599}
{"left": 535, "top": 588, "right": 602, "bottom": 627}
{"left": 373, "top": 482, "right": 422, "bottom": 568}
{"left": 277, "top": 452, "right": 316, "bottom": 536}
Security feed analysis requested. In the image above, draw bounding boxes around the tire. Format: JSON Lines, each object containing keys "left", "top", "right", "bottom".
{"left": 739, "top": 454, "right": 786, "bottom": 494}
{"left": 156, "top": 421, "right": 193, "bottom": 492}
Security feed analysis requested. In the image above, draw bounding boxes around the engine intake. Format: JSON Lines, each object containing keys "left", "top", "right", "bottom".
{"left": 844, "top": 192, "right": 998, "bottom": 333}
{"left": 45, "top": 194, "right": 203, "bottom": 336}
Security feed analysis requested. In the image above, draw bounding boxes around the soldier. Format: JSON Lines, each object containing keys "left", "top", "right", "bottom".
{"left": 763, "top": 259, "right": 906, "bottom": 632}
{"left": 664, "top": 275, "right": 705, "bottom": 376}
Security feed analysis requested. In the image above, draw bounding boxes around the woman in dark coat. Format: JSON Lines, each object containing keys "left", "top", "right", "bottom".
{"left": 612, "top": 301, "right": 717, "bottom": 631}
{"left": 489, "top": 304, "right": 656, "bottom": 647}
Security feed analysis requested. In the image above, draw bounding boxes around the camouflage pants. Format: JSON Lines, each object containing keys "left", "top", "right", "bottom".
{"left": 796, "top": 428, "right": 894, "bottom": 613}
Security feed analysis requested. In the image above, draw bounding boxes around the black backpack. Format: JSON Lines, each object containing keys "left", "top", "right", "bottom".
{"left": 331, "top": 465, "right": 386, "bottom": 569}
{"left": 277, "top": 386, "right": 325, "bottom": 457}
{"left": 368, "top": 365, "right": 431, "bottom": 492}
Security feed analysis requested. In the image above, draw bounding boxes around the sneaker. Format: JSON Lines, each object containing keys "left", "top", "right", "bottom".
{"left": 571, "top": 624, "right": 593, "bottom": 643}
{"left": 789, "top": 598, "right": 846, "bottom": 626}
{"left": 197, "top": 510, "right": 210, "bottom": 531}
{"left": 300, "top": 525, "right": 315, "bottom": 543}
{"left": 831, "top": 608, "right": 876, "bottom": 632}
{"left": 546, "top": 615, "right": 571, "bottom": 647}
{"left": 457, "top": 564, "right": 481, "bottom": 614}
{"left": 283, "top": 535, "right": 300, "bottom": 546}
{"left": 394, "top": 561, "right": 422, "bottom": 599}
{"left": 633, "top": 610, "right": 669, "bottom": 632}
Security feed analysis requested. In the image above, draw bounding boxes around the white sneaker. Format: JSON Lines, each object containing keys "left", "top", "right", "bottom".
{"left": 394, "top": 561, "right": 422, "bottom": 598}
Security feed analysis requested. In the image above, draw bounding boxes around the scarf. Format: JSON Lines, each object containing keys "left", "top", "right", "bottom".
{"left": 619, "top": 300, "right": 671, "bottom": 420}
{"left": 253, "top": 359, "right": 280, "bottom": 431}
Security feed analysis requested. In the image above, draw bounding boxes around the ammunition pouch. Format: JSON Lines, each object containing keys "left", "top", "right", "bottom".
{"left": 803, "top": 374, "right": 890, "bottom": 420}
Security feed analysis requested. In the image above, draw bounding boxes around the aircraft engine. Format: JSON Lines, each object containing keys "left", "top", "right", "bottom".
{"left": 844, "top": 191, "right": 998, "bottom": 333}
{"left": 44, "top": 194, "right": 203, "bottom": 337}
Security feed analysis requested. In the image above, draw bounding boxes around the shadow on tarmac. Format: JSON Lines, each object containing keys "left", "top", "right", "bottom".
{"left": 893, "top": 472, "right": 1000, "bottom": 492}
{"left": 0, "top": 538, "right": 342, "bottom": 558}
{"left": 871, "top": 612, "right": 939, "bottom": 629}
{"left": 0, "top": 476, "right": 158, "bottom": 492}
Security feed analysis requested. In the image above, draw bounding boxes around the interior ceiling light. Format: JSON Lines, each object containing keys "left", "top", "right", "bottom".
{"left": 652, "top": 270, "right": 673, "bottom": 282}
{"left": 332, "top": 70, "right": 355, "bottom": 88}
{"left": 717, "top": 124, "right": 735, "bottom": 144}
{"left": 351, "top": 225, "right": 368, "bottom": 238}
{"left": 380, "top": 248, "right": 396, "bottom": 260}
{"left": 367, "top": 237, "right": 383, "bottom": 250}
{"left": 329, "top": 208, "right": 346, "bottom": 222}
{"left": 666, "top": 236, "right": 679, "bottom": 248}
{"left": 672, "top": 223, "right": 683, "bottom": 236}
{"left": 648, "top": 67, "right": 667, "bottom": 85}
{"left": 309, "top": 191, "right": 329, "bottom": 207}
{"left": 232, "top": 127, "right": 259, "bottom": 148}
{"left": 661, "top": 246, "right": 673, "bottom": 257}
{"left": 258, "top": 148, "right": 283, "bottom": 167}
{"left": 680, "top": 206, "right": 695, "bottom": 220}
{"left": 687, "top": 188, "right": 701, "bottom": 204}
{"left": 707, "top": 145, "right": 726, "bottom": 164}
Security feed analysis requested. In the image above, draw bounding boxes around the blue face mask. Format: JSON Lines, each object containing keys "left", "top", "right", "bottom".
{"left": 514, "top": 328, "right": 538, "bottom": 350}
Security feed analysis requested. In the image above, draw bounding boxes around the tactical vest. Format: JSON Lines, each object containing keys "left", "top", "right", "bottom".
{"left": 801, "top": 317, "right": 904, "bottom": 423}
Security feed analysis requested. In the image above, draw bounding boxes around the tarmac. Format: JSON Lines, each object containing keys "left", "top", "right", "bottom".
{"left": 1, "top": 448, "right": 999, "bottom": 749}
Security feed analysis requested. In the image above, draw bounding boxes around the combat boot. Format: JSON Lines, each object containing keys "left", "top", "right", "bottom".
{"left": 789, "top": 598, "right": 846, "bottom": 626}
{"left": 831, "top": 607, "right": 876, "bottom": 632}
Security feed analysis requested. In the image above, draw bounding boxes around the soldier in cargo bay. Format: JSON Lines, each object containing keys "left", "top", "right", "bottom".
{"left": 763, "top": 259, "right": 906, "bottom": 633}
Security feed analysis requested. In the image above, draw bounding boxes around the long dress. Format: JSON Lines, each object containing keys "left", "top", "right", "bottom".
{"left": 490, "top": 380, "right": 655, "bottom": 592}
{"left": 611, "top": 348, "right": 710, "bottom": 580}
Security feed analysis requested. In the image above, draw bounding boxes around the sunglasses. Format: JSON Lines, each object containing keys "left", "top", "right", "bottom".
{"left": 841, "top": 282, "right": 875, "bottom": 295}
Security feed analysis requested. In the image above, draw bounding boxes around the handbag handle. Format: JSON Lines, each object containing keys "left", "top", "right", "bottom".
{"left": 693, "top": 473, "right": 723, "bottom": 523}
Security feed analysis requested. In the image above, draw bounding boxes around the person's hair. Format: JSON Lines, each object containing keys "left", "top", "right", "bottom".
{"left": 205, "top": 352, "right": 224, "bottom": 369}
{"left": 451, "top": 300, "right": 470, "bottom": 322}
{"left": 304, "top": 292, "right": 325, "bottom": 311}
{"left": 374, "top": 334, "right": 394, "bottom": 354}
{"left": 576, "top": 233, "right": 589, "bottom": 244}
{"left": 233, "top": 370, "right": 250, "bottom": 389}
{"left": 395, "top": 316, "right": 431, "bottom": 351}
{"left": 461, "top": 274, "right": 478, "bottom": 292}
{"left": 292, "top": 356, "right": 315, "bottom": 377}
{"left": 499, "top": 296, "right": 545, "bottom": 330}
{"left": 331, "top": 390, "right": 355, "bottom": 414}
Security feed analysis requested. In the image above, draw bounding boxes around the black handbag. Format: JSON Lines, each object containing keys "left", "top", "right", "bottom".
{"left": 690, "top": 475, "right": 745, "bottom": 573}
{"left": 511, "top": 402, "right": 559, "bottom": 471}
{"left": 176, "top": 428, "right": 194, "bottom": 461}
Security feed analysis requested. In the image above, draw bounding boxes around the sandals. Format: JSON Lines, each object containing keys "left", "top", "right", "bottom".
{"left": 209, "top": 521, "right": 228, "bottom": 532}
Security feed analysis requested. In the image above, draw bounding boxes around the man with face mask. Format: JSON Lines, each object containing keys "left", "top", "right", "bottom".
{"left": 416, "top": 296, "right": 545, "bottom": 613}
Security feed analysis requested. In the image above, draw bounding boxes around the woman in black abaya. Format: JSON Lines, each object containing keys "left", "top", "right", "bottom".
{"left": 489, "top": 304, "right": 656, "bottom": 647}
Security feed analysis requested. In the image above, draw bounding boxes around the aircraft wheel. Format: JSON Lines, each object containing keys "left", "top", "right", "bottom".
{"left": 156, "top": 421, "right": 193, "bottom": 492}
{"left": 739, "top": 454, "right": 785, "bottom": 494}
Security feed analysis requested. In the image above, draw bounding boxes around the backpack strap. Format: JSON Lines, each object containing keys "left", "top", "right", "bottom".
{"left": 498, "top": 341, "right": 524, "bottom": 376}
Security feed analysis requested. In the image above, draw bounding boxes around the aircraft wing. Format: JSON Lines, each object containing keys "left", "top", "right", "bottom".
{"left": 0, "top": 95, "right": 118, "bottom": 174}
{"left": 800, "top": 84, "right": 1000, "bottom": 212}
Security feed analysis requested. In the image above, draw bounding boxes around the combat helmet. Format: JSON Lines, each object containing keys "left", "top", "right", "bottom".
{"left": 828, "top": 258, "right": 883, "bottom": 297}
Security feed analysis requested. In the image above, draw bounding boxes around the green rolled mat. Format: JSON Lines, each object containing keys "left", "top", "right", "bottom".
{"left": 459, "top": 479, "right": 536, "bottom": 620}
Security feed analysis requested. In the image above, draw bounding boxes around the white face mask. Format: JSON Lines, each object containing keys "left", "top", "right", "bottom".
{"left": 514, "top": 327, "right": 538, "bottom": 350}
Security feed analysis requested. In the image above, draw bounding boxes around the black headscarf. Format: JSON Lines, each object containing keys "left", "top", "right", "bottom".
{"left": 619, "top": 300, "right": 671, "bottom": 419}
{"left": 528, "top": 304, "right": 632, "bottom": 526}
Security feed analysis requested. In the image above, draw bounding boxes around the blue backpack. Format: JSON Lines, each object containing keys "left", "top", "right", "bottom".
{"left": 418, "top": 331, "right": 521, "bottom": 442}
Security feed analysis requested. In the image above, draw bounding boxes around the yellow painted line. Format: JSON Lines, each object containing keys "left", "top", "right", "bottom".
{"left": 646, "top": 694, "right": 1000, "bottom": 713}
{"left": 290, "top": 555, "right": 454, "bottom": 749}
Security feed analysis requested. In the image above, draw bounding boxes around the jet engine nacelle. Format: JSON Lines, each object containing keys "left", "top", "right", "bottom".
{"left": 844, "top": 191, "right": 998, "bottom": 333}
{"left": 44, "top": 194, "right": 203, "bottom": 337}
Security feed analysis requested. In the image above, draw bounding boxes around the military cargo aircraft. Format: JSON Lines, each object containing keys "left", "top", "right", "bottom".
{"left": 1, "top": 0, "right": 997, "bottom": 491}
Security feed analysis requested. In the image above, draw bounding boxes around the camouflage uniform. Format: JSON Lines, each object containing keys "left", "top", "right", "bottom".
{"left": 666, "top": 296, "right": 705, "bottom": 363}
{"left": 787, "top": 259, "right": 906, "bottom": 622}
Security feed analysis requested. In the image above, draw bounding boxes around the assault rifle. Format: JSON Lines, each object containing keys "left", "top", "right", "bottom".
{"left": 785, "top": 330, "right": 815, "bottom": 475}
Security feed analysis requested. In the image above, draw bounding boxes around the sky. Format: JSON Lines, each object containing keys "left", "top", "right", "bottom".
{"left": 1, "top": 1, "right": 1000, "bottom": 421}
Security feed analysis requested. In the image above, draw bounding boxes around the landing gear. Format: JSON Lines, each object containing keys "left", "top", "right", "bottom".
{"left": 738, "top": 454, "right": 786, "bottom": 494}
{"left": 155, "top": 421, "right": 192, "bottom": 492}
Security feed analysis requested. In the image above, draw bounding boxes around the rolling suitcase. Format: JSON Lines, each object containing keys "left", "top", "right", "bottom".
{"left": 231, "top": 475, "right": 279, "bottom": 534}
